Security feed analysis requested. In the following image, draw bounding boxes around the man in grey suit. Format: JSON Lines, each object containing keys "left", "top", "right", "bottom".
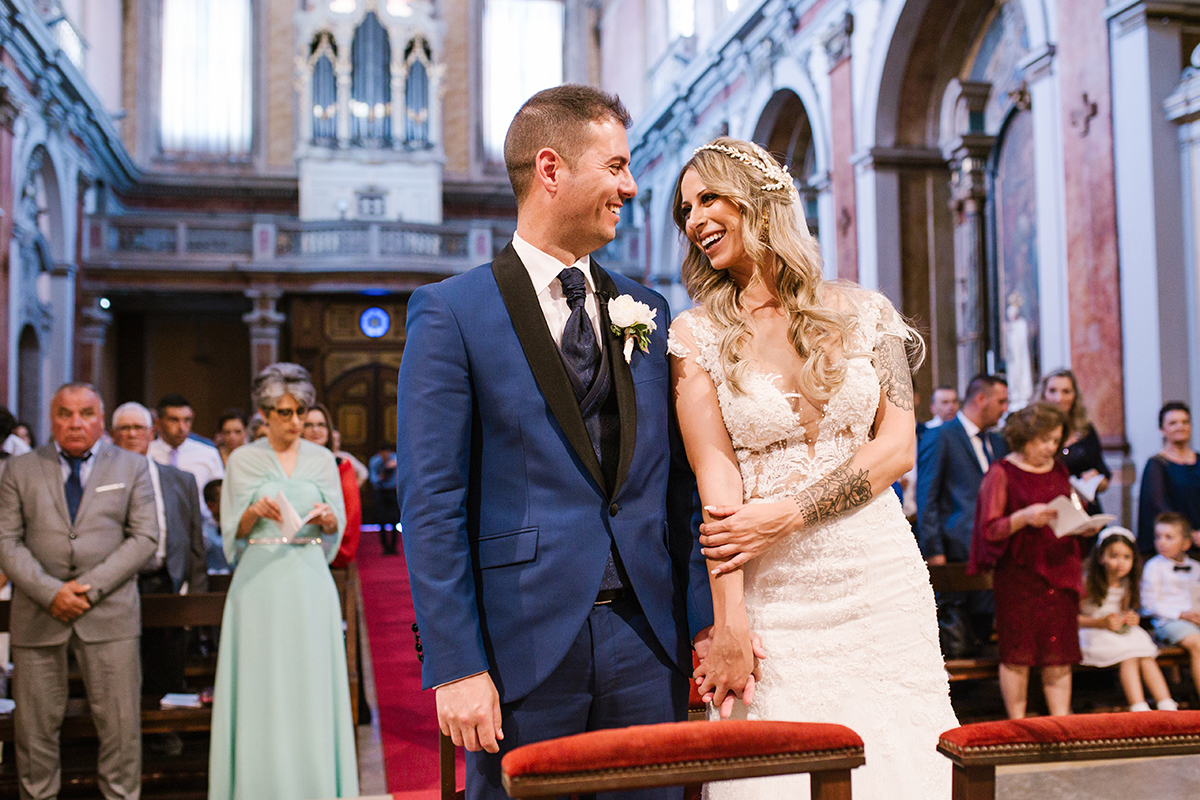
{"left": 0, "top": 383, "right": 158, "bottom": 800}
{"left": 111, "top": 401, "right": 207, "bottom": 699}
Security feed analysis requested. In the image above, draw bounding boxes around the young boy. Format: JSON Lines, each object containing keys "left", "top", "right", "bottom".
{"left": 1141, "top": 512, "right": 1200, "bottom": 694}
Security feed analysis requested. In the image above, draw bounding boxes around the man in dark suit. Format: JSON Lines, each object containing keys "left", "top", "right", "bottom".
{"left": 917, "top": 374, "right": 1009, "bottom": 561}
{"left": 397, "top": 85, "right": 712, "bottom": 800}
{"left": 917, "top": 374, "right": 1009, "bottom": 651}
{"left": 0, "top": 383, "right": 158, "bottom": 800}
{"left": 111, "top": 401, "right": 207, "bottom": 698}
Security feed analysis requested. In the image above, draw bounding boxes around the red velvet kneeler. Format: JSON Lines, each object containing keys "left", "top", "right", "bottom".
{"left": 501, "top": 720, "right": 864, "bottom": 800}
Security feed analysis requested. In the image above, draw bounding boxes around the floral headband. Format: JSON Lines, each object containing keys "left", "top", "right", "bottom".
{"left": 693, "top": 142, "right": 800, "bottom": 203}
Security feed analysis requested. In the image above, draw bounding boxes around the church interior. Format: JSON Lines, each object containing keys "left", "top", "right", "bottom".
{"left": 1, "top": 0, "right": 1200, "bottom": 797}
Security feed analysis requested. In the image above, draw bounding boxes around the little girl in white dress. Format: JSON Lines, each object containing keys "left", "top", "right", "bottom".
{"left": 1078, "top": 526, "right": 1177, "bottom": 711}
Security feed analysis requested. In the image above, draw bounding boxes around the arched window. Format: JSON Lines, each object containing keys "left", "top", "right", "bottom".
{"left": 310, "top": 32, "right": 338, "bottom": 145}
{"left": 404, "top": 38, "right": 431, "bottom": 147}
{"left": 482, "top": 0, "right": 563, "bottom": 162}
{"left": 757, "top": 90, "right": 818, "bottom": 239}
{"left": 351, "top": 12, "right": 392, "bottom": 146}
{"left": 160, "top": 0, "right": 253, "bottom": 156}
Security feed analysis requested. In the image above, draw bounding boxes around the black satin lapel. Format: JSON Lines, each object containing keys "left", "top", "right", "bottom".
{"left": 593, "top": 264, "right": 636, "bottom": 501}
{"left": 492, "top": 245, "right": 605, "bottom": 491}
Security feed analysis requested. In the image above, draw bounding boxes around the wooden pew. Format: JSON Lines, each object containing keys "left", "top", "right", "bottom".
{"left": 0, "top": 564, "right": 361, "bottom": 744}
{"left": 926, "top": 562, "right": 1193, "bottom": 690}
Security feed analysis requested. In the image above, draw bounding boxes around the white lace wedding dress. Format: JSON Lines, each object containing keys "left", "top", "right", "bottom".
{"left": 668, "top": 291, "right": 957, "bottom": 800}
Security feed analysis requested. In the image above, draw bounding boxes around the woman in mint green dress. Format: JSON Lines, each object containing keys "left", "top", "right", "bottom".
{"left": 209, "top": 363, "right": 359, "bottom": 800}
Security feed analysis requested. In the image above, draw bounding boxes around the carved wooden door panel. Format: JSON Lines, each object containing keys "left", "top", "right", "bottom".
{"left": 324, "top": 363, "right": 400, "bottom": 466}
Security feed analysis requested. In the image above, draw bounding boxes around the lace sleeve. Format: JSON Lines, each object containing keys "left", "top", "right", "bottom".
{"left": 666, "top": 326, "right": 691, "bottom": 360}
{"left": 864, "top": 291, "right": 912, "bottom": 349}
{"left": 668, "top": 310, "right": 722, "bottom": 384}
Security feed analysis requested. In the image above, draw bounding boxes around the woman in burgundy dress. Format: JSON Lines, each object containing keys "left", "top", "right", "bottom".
{"left": 970, "top": 403, "right": 1104, "bottom": 719}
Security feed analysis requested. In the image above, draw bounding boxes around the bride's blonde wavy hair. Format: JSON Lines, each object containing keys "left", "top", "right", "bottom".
{"left": 671, "top": 137, "right": 855, "bottom": 401}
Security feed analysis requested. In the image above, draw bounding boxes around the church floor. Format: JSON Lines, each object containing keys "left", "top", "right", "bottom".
{"left": 997, "top": 754, "right": 1200, "bottom": 798}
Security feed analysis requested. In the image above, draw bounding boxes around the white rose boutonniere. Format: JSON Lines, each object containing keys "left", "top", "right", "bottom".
{"left": 607, "top": 294, "right": 658, "bottom": 364}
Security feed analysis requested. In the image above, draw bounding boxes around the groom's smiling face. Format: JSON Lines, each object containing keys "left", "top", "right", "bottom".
{"left": 555, "top": 119, "right": 637, "bottom": 258}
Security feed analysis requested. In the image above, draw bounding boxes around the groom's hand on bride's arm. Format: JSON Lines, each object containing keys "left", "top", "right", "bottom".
{"left": 700, "top": 500, "right": 802, "bottom": 574}
{"left": 435, "top": 672, "right": 504, "bottom": 753}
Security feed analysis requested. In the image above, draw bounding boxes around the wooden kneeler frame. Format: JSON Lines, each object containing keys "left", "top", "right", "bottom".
{"left": 501, "top": 720, "right": 864, "bottom": 800}
{"left": 937, "top": 711, "right": 1200, "bottom": 800}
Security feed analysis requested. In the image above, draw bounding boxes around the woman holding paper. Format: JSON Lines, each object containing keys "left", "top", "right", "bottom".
{"left": 1037, "top": 369, "right": 1111, "bottom": 515}
{"left": 209, "top": 363, "right": 358, "bottom": 800}
{"left": 970, "top": 402, "right": 1102, "bottom": 719}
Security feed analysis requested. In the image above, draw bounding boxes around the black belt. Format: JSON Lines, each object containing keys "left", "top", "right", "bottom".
{"left": 594, "top": 587, "right": 631, "bottom": 605}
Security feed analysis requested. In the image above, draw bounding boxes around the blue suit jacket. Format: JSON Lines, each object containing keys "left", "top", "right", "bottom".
{"left": 397, "top": 244, "right": 713, "bottom": 703}
{"left": 915, "top": 416, "right": 1006, "bottom": 562}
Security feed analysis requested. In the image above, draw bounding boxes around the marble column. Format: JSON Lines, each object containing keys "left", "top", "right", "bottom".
{"left": 243, "top": 288, "right": 286, "bottom": 378}
{"left": 1165, "top": 45, "right": 1200, "bottom": 426}
{"left": 823, "top": 12, "right": 858, "bottom": 283}
{"left": 1108, "top": 1, "right": 1195, "bottom": 480}
{"left": 1020, "top": 46, "right": 1072, "bottom": 377}
{"left": 48, "top": 262, "right": 77, "bottom": 389}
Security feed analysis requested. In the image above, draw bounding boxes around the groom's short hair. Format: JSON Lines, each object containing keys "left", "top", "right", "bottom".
{"left": 504, "top": 84, "right": 631, "bottom": 204}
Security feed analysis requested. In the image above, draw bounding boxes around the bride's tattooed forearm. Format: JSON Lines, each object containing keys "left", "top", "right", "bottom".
{"left": 795, "top": 458, "right": 874, "bottom": 527}
{"left": 876, "top": 336, "right": 915, "bottom": 411}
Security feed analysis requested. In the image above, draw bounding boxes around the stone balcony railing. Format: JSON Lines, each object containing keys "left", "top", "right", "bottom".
{"left": 83, "top": 214, "right": 517, "bottom": 277}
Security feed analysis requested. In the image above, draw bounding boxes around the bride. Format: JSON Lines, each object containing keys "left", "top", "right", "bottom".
{"left": 668, "top": 138, "right": 956, "bottom": 800}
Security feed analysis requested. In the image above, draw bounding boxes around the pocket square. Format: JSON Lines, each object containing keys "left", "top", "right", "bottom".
{"left": 94, "top": 483, "right": 126, "bottom": 493}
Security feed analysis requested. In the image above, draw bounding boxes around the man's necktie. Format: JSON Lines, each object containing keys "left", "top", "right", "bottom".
{"left": 1174, "top": 564, "right": 1193, "bottom": 573}
{"left": 65, "top": 453, "right": 89, "bottom": 524}
{"left": 977, "top": 431, "right": 993, "bottom": 464}
{"left": 169, "top": 447, "right": 179, "bottom": 468}
{"left": 557, "top": 268, "right": 601, "bottom": 398}
{"left": 557, "top": 268, "right": 624, "bottom": 593}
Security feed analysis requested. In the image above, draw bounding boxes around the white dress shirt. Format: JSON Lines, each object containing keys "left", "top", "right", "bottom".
{"left": 146, "top": 459, "right": 169, "bottom": 568}
{"left": 511, "top": 232, "right": 603, "bottom": 344}
{"left": 147, "top": 436, "right": 224, "bottom": 523}
{"left": 55, "top": 442, "right": 99, "bottom": 487}
{"left": 1141, "top": 554, "right": 1200, "bottom": 620}
{"left": 957, "top": 411, "right": 992, "bottom": 474}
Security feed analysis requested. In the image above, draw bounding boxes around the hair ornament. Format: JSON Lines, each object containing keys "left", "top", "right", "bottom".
{"left": 694, "top": 142, "right": 800, "bottom": 202}
{"left": 1097, "top": 525, "right": 1136, "bottom": 547}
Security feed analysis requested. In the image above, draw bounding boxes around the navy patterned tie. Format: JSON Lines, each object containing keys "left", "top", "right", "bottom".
{"left": 65, "top": 453, "right": 89, "bottom": 523}
{"left": 557, "top": 268, "right": 601, "bottom": 398}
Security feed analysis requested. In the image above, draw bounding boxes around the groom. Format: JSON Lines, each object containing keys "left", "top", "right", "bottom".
{"left": 397, "top": 85, "right": 713, "bottom": 800}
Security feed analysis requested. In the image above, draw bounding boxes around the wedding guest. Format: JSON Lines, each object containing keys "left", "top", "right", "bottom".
{"left": 247, "top": 411, "right": 267, "bottom": 442}
{"left": 13, "top": 421, "right": 33, "bottom": 448}
{"left": 1037, "top": 368, "right": 1111, "bottom": 514}
{"left": 303, "top": 403, "right": 362, "bottom": 567}
{"left": 208, "top": 363, "right": 357, "bottom": 799}
{"left": 332, "top": 429, "right": 369, "bottom": 487}
{"left": 216, "top": 410, "right": 247, "bottom": 467}
{"left": 970, "top": 402, "right": 1102, "bottom": 719}
{"left": 1137, "top": 402, "right": 1200, "bottom": 555}
{"left": 1140, "top": 512, "right": 1200, "bottom": 694}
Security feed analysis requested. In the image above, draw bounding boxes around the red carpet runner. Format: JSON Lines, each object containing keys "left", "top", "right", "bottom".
{"left": 357, "top": 532, "right": 465, "bottom": 797}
